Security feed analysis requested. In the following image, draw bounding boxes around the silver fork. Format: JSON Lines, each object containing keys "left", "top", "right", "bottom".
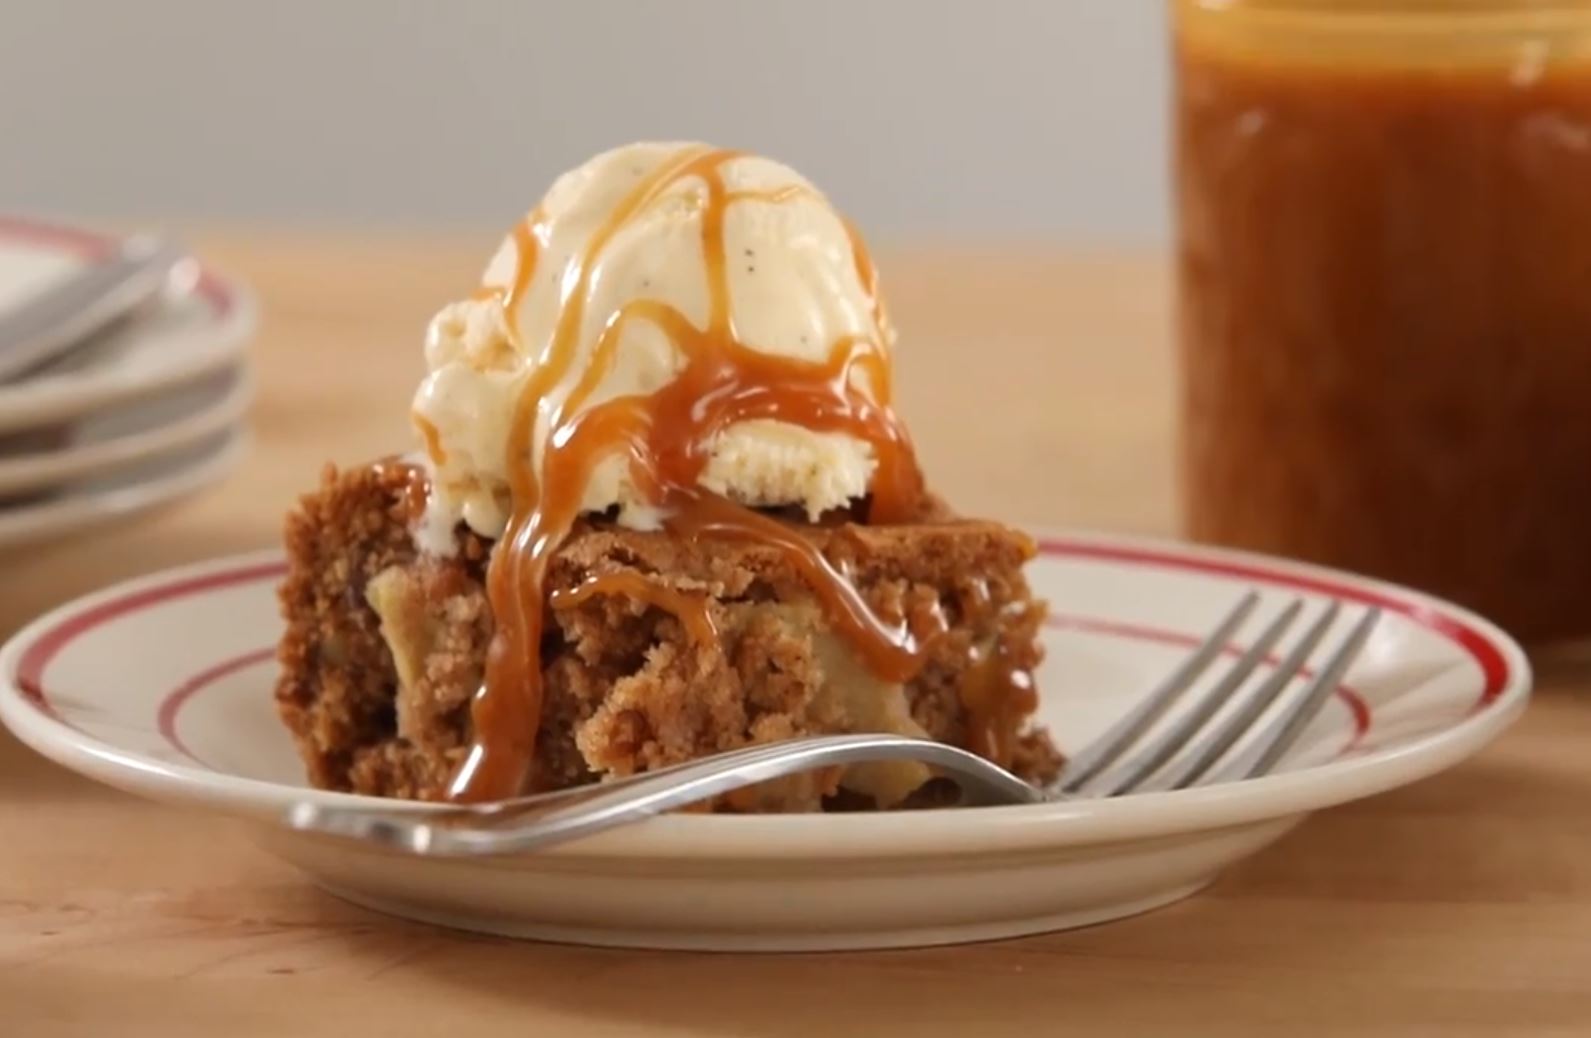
{"left": 286, "top": 593, "right": 1379, "bottom": 856}
{"left": 0, "top": 234, "right": 186, "bottom": 385}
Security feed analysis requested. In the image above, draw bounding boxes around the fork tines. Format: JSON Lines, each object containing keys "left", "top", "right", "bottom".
{"left": 1059, "top": 592, "right": 1381, "bottom": 797}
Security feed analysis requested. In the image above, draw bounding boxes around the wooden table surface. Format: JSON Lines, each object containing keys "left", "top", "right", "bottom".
{"left": 2, "top": 235, "right": 1588, "bottom": 1036}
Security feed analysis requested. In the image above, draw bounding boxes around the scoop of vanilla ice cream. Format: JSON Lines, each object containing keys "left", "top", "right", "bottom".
{"left": 411, "top": 142, "right": 893, "bottom": 553}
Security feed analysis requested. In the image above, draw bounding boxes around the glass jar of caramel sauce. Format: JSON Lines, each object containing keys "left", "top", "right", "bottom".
{"left": 1176, "top": 0, "right": 1591, "bottom": 642}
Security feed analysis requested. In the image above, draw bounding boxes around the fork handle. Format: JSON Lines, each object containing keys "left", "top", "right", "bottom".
{"left": 291, "top": 734, "right": 1040, "bottom": 857}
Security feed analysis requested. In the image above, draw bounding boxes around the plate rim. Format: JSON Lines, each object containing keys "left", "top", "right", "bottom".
{"left": 0, "top": 364, "right": 253, "bottom": 496}
{"left": 0, "top": 215, "right": 258, "bottom": 435}
{"left": 0, "top": 428, "right": 248, "bottom": 550}
{"left": 0, "top": 530, "right": 1532, "bottom": 861}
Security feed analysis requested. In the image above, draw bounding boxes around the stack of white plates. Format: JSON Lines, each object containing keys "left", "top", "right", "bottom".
{"left": 0, "top": 217, "right": 256, "bottom": 550}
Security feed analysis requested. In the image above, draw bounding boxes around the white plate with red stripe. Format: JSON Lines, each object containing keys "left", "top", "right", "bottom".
{"left": 0, "top": 216, "right": 256, "bottom": 435}
{"left": 0, "top": 533, "right": 1529, "bottom": 951}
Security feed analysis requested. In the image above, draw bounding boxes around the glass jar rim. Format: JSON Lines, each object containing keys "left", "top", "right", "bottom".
{"left": 1180, "top": 0, "right": 1591, "bottom": 32}
{"left": 1177, "top": 0, "right": 1591, "bottom": 63}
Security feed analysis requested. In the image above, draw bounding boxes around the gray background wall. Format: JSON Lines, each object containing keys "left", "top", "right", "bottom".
{"left": 1, "top": 1, "right": 1170, "bottom": 242}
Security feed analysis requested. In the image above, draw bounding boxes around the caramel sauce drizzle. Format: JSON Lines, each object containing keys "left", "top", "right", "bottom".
{"left": 888, "top": 579, "right": 1034, "bottom": 772}
{"left": 414, "top": 415, "right": 448, "bottom": 467}
{"left": 373, "top": 455, "right": 433, "bottom": 520}
{"left": 549, "top": 571, "right": 718, "bottom": 648}
{"left": 960, "top": 636, "right": 1038, "bottom": 770}
{"left": 448, "top": 146, "right": 933, "bottom": 801}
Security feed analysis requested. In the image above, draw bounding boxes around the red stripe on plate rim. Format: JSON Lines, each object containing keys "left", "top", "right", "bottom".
{"left": 155, "top": 647, "right": 277, "bottom": 765}
{"left": 14, "top": 562, "right": 288, "bottom": 717}
{"left": 1039, "top": 539, "right": 1511, "bottom": 704}
{"left": 1048, "top": 612, "right": 1373, "bottom": 742}
{"left": 0, "top": 214, "right": 236, "bottom": 317}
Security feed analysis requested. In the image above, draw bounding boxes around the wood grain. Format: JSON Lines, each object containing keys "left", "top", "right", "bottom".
{"left": 1, "top": 235, "right": 1586, "bottom": 1037}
